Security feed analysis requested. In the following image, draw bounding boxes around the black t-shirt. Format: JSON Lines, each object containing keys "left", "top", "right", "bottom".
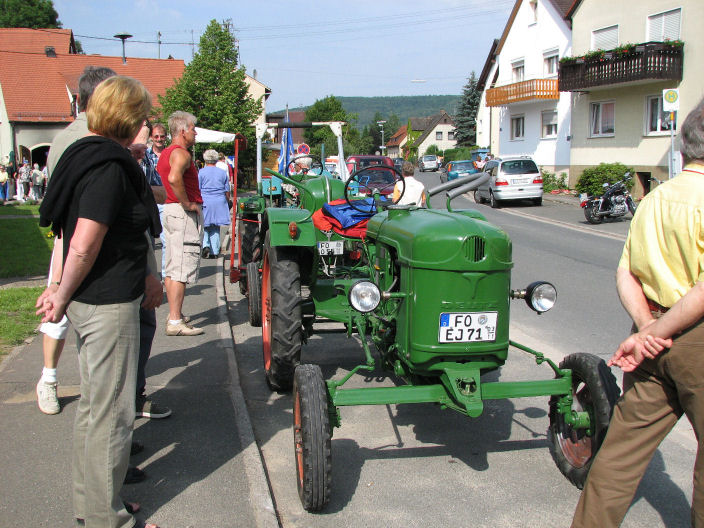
{"left": 62, "top": 160, "right": 149, "bottom": 304}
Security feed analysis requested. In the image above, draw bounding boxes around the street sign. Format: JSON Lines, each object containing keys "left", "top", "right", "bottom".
{"left": 663, "top": 89, "right": 679, "bottom": 112}
{"left": 297, "top": 143, "right": 310, "bottom": 155}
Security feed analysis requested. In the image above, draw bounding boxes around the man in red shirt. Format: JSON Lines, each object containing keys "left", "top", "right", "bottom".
{"left": 157, "top": 111, "right": 204, "bottom": 336}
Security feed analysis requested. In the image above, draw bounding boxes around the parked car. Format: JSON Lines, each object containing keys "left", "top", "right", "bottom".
{"left": 346, "top": 155, "right": 394, "bottom": 179}
{"left": 444, "top": 160, "right": 477, "bottom": 183}
{"left": 419, "top": 154, "right": 439, "bottom": 172}
{"left": 391, "top": 157, "right": 404, "bottom": 172}
{"left": 474, "top": 156, "right": 543, "bottom": 207}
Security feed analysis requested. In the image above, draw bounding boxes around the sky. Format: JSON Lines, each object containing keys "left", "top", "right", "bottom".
{"left": 54, "top": 0, "right": 515, "bottom": 113}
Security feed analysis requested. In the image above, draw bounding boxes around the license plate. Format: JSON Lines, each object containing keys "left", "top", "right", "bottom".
{"left": 317, "top": 241, "right": 344, "bottom": 255}
{"left": 439, "top": 312, "right": 497, "bottom": 343}
{"left": 511, "top": 178, "right": 531, "bottom": 185}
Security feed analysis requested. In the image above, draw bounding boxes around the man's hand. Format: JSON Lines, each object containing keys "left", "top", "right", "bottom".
{"left": 608, "top": 331, "right": 672, "bottom": 372}
{"left": 183, "top": 201, "right": 201, "bottom": 213}
{"left": 142, "top": 274, "right": 163, "bottom": 310}
{"left": 36, "top": 288, "right": 69, "bottom": 323}
{"left": 35, "top": 283, "right": 58, "bottom": 310}
{"left": 128, "top": 143, "right": 148, "bottom": 162}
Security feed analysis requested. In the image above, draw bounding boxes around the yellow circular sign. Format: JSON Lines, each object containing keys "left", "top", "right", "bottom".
{"left": 664, "top": 90, "right": 678, "bottom": 104}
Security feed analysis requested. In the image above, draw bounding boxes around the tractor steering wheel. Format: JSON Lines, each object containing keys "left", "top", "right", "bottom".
{"left": 285, "top": 154, "right": 324, "bottom": 181}
{"left": 344, "top": 164, "right": 405, "bottom": 214}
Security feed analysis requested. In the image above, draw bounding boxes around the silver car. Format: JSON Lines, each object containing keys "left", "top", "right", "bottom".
{"left": 474, "top": 156, "right": 543, "bottom": 207}
{"left": 419, "top": 154, "right": 439, "bottom": 172}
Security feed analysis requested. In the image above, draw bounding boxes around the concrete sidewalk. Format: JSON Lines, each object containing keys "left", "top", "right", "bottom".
{"left": 0, "top": 255, "right": 276, "bottom": 528}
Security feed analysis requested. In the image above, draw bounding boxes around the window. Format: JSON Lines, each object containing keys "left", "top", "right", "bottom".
{"left": 436, "top": 131, "right": 443, "bottom": 140}
{"left": 648, "top": 8, "right": 681, "bottom": 42}
{"left": 510, "top": 115, "right": 525, "bottom": 140}
{"left": 590, "top": 101, "right": 615, "bottom": 137}
{"left": 544, "top": 51, "right": 559, "bottom": 76}
{"left": 542, "top": 110, "right": 558, "bottom": 138}
{"left": 646, "top": 95, "right": 676, "bottom": 135}
{"left": 448, "top": 130, "right": 455, "bottom": 140}
{"left": 591, "top": 25, "right": 618, "bottom": 50}
{"left": 512, "top": 60, "right": 524, "bottom": 83}
{"left": 529, "top": 0, "right": 538, "bottom": 23}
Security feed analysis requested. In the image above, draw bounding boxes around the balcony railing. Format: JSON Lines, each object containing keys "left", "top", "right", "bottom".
{"left": 559, "top": 42, "right": 683, "bottom": 91}
{"left": 486, "top": 79, "right": 559, "bottom": 107}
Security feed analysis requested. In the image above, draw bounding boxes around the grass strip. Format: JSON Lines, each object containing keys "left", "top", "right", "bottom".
{"left": 0, "top": 286, "right": 44, "bottom": 358}
{"left": 0, "top": 217, "right": 53, "bottom": 277}
{"left": 0, "top": 203, "right": 40, "bottom": 216}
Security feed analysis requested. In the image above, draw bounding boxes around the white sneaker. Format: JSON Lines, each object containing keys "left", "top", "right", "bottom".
{"left": 36, "top": 380, "right": 60, "bottom": 415}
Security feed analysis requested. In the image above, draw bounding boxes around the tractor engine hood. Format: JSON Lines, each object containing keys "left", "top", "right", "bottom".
{"left": 366, "top": 208, "right": 512, "bottom": 271}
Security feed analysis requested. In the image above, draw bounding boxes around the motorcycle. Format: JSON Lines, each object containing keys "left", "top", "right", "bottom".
{"left": 579, "top": 173, "right": 637, "bottom": 224}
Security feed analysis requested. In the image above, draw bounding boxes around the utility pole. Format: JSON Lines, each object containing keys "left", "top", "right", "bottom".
{"left": 377, "top": 120, "right": 386, "bottom": 155}
{"left": 190, "top": 29, "right": 194, "bottom": 58}
{"left": 157, "top": 31, "right": 162, "bottom": 59}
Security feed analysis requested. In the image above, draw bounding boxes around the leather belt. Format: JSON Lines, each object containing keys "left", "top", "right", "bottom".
{"left": 647, "top": 298, "right": 669, "bottom": 314}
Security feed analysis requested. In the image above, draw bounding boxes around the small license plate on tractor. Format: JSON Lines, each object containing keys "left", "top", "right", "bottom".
{"left": 317, "top": 241, "right": 344, "bottom": 255}
{"left": 439, "top": 312, "right": 497, "bottom": 343}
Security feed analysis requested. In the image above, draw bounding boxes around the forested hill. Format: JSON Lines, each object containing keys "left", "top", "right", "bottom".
{"left": 283, "top": 95, "right": 461, "bottom": 129}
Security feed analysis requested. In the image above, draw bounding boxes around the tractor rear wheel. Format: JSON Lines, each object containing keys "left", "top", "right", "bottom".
{"left": 247, "top": 261, "right": 261, "bottom": 327}
{"left": 548, "top": 353, "right": 620, "bottom": 489}
{"left": 238, "top": 214, "right": 261, "bottom": 295}
{"left": 261, "top": 233, "right": 302, "bottom": 391}
{"left": 293, "top": 364, "right": 332, "bottom": 511}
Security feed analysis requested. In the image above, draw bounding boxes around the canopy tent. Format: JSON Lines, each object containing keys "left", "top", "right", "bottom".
{"left": 194, "top": 127, "right": 238, "bottom": 144}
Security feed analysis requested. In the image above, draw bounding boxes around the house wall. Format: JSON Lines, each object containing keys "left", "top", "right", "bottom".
{"left": 418, "top": 123, "right": 456, "bottom": 157}
{"left": 0, "top": 82, "right": 11, "bottom": 165}
{"left": 569, "top": 0, "right": 704, "bottom": 194}
{"left": 492, "top": 0, "right": 572, "bottom": 175}
{"left": 244, "top": 75, "right": 268, "bottom": 125}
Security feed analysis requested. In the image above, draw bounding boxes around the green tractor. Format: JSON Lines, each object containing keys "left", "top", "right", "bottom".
{"left": 235, "top": 123, "right": 620, "bottom": 512}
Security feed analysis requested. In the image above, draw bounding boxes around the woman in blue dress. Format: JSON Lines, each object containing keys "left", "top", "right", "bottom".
{"left": 198, "top": 149, "right": 231, "bottom": 258}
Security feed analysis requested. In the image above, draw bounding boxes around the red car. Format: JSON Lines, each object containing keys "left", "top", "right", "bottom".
{"left": 346, "top": 155, "right": 394, "bottom": 176}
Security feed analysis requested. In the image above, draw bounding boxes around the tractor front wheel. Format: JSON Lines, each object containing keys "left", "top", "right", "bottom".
{"left": 238, "top": 214, "right": 261, "bottom": 295}
{"left": 247, "top": 261, "right": 261, "bottom": 327}
{"left": 548, "top": 353, "right": 620, "bottom": 489}
{"left": 293, "top": 364, "right": 332, "bottom": 511}
{"left": 261, "top": 233, "right": 302, "bottom": 391}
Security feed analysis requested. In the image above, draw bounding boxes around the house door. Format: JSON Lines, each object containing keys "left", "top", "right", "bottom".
{"left": 637, "top": 172, "right": 652, "bottom": 196}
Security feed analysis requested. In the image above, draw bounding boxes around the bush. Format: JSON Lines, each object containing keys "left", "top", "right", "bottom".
{"left": 575, "top": 163, "right": 634, "bottom": 196}
{"left": 443, "top": 147, "right": 477, "bottom": 162}
{"left": 424, "top": 145, "right": 441, "bottom": 156}
{"left": 541, "top": 170, "right": 568, "bottom": 193}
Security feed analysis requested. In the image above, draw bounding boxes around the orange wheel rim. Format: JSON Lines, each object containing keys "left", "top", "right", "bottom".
{"left": 294, "top": 389, "right": 304, "bottom": 487}
{"left": 557, "top": 380, "right": 594, "bottom": 468}
{"left": 262, "top": 252, "right": 272, "bottom": 371}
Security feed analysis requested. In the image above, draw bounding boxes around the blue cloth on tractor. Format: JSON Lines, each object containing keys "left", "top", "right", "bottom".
{"left": 322, "top": 197, "right": 384, "bottom": 228}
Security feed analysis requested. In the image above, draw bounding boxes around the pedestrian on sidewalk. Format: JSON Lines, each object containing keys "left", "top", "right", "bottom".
{"left": 198, "top": 149, "right": 230, "bottom": 259}
{"left": 0, "top": 164, "right": 8, "bottom": 202}
{"left": 571, "top": 97, "right": 704, "bottom": 527}
{"left": 37, "top": 75, "right": 161, "bottom": 528}
{"left": 157, "top": 111, "right": 205, "bottom": 336}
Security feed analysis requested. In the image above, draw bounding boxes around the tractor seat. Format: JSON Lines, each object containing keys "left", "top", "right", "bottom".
{"left": 312, "top": 198, "right": 376, "bottom": 239}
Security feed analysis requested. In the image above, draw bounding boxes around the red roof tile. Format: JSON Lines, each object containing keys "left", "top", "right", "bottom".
{"left": 386, "top": 125, "right": 407, "bottom": 147}
{"left": 0, "top": 51, "right": 185, "bottom": 122}
{"left": 0, "top": 28, "right": 75, "bottom": 55}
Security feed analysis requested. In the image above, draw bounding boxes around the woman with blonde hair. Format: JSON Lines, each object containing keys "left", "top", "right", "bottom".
{"left": 38, "top": 75, "right": 162, "bottom": 528}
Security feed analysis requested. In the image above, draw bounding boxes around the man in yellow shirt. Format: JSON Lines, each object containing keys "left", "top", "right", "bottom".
{"left": 572, "top": 99, "right": 704, "bottom": 526}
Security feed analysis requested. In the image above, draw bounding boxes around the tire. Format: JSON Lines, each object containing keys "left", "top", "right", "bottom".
{"left": 473, "top": 190, "right": 484, "bottom": 204}
{"left": 627, "top": 197, "right": 637, "bottom": 216}
{"left": 247, "top": 261, "right": 261, "bottom": 327}
{"left": 490, "top": 191, "right": 500, "bottom": 209}
{"left": 293, "top": 364, "right": 332, "bottom": 511}
{"left": 533, "top": 197, "right": 543, "bottom": 206}
{"left": 583, "top": 204, "right": 602, "bottom": 224}
{"left": 548, "top": 353, "right": 620, "bottom": 489}
{"left": 261, "top": 232, "right": 302, "bottom": 391}
{"left": 238, "top": 214, "right": 261, "bottom": 295}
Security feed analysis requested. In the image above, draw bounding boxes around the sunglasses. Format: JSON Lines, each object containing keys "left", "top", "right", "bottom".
{"left": 152, "top": 135, "right": 166, "bottom": 139}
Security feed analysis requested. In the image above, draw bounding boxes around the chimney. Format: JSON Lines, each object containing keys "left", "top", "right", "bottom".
{"left": 45, "top": 46, "right": 56, "bottom": 58}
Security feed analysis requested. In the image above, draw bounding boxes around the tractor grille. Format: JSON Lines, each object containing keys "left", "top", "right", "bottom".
{"left": 465, "top": 236, "right": 486, "bottom": 262}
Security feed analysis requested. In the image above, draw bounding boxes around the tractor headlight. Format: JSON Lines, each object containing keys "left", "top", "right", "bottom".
{"left": 349, "top": 281, "right": 381, "bottom": 313}
{"left": 525, "top": 281, "right": 557, "bottom": 313}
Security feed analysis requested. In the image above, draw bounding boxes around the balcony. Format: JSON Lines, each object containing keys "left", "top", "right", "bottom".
{"left": 559, "top": 41, "right": 683, "bottom": 92}
{"left": 486, "top": 79, "right": 559, "bottom": 106}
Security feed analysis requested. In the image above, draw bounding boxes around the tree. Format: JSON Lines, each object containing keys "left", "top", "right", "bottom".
{"left": 453, "top": 71, "right": 481, "bottom": 146}
{"left": 0, "top": 0, "right": 60, "bottom": 28}
{"left": 303, "top": 95, "right": 364, "bottom": 158}
{"left": 158, "top": 19, "right": 262, "bottom": 163}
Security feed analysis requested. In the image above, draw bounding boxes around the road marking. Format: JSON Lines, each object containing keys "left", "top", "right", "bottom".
{"left": 500, "top": 207, "right": 627, "bottom": 241}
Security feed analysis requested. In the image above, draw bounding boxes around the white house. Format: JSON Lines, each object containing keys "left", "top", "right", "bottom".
{"left": 478, "top": 0, "right": 572, "bottom": 177}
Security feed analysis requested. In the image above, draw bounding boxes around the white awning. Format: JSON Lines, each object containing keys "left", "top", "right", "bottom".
{"left": 194, "top": 127, "right": 237, "bottom": 144}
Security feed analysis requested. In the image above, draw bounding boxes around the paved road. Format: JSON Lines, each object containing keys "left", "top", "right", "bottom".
{"left": 226, "top": 177, "right": 695, "bottom": 527}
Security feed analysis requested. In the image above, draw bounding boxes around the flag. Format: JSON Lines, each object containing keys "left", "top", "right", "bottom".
{"left": 278, "top": 107, "right": 294, "bottom": 174}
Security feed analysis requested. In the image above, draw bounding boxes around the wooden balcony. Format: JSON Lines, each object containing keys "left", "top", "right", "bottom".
{"left": 559, "top": 42, "right": 683, "bottom": 91}
{"left": 485, "top": 79, "right": 559, "bottom": 107}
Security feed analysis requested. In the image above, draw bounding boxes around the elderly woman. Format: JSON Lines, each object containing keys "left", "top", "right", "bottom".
{"left": 37, "top": 76, "right": 161, "bottom": 528}
{"left": 198, "top": 149, "right": 231, "bottom": 259}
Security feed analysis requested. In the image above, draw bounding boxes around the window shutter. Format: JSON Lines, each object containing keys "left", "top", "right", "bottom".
{"left": 648, "top": 9, "right": 681, "bottom": 41}
{"left": 592, "top": 25, "right": 618, "bottom": 50}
